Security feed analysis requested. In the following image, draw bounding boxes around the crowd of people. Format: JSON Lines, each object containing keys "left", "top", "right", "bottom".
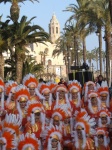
{"left": 0, "top": 73, "right": 112, "bottom": 149}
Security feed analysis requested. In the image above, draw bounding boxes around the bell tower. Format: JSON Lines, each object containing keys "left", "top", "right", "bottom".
{"left": 49, "top": 13, "right": 60, "bottom": 44}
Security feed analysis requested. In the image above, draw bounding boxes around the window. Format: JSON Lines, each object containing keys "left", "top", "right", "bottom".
{"left": 44, "top": 48, "right": 49, "bottom": 54}
{"left": 56, "top": 27, "right": 58, "bottom": 33}
{"left": 48, "top": 59, "right": 52, "bottom": 65}
{"left": 52, "top": 27, "right": 54, "bottom": 34}
{"left": 49, "top": 27, "right": 51, "bottom": 34}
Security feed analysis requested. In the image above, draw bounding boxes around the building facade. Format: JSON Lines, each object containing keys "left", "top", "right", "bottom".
{"left": 28, "top": 14, "right": 66, "bottom": 81}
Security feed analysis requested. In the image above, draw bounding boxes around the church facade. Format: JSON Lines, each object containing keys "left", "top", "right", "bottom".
{"left": 28, "top": 14, "right": 67, "bottom": 82}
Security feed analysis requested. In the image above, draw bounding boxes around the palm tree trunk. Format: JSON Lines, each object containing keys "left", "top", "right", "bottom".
{"left": 99, "top": 28, "right": 102, "bottom": 75}
{"left": 89, "top": 59, "right": 92, "bottom": 70}
{"left": 43, "top": 55, "right": 45, "bottom": 65}
{"left": 15, "top": 46, "right": 25, "bottom": 84}
{"left": 103, "top": 59, "right": 106, "bottom": 77}
{"left": 67, "top": 46, "right": 71, "bottom": 74}
{"left": 105, "top": 28, "right": 111, "bottom": 84}
{"left": 96, "top": 60, "right": 98, "bottom": 71}
{"left": 64, "top": 55, "right": 68, "bottom": 74}
{"left": 82, "top": 37, "right": 86, "bottom": 63}
{"left": 0, "top": 52, "right": 4, "bottom": 79}
{"left": 41, "top": 55, "right": 43, "bottom": 64}
{"left": 16, "top": 54, "right": 23, "bottom": 84}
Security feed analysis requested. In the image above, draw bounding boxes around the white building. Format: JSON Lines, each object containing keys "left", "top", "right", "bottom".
{"left": 28, "top": 14, "right": 66, "bottom": 81}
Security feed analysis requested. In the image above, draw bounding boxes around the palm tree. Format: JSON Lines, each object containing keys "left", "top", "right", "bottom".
{"left": 63, "top": 23, "right": 82, "bottom": 65}
{"left": 86, "top": 51, "right": 95, "bottom": 69}
{"left": 52, "top": 29, "right": 73, "bottom": 75}
{"left": 0, "top": 19, "right": 11, "bottom": 78}
{"left": 43, "top": 48, "right": 48, "bottom": 65}
{"left": 0, "top": 0, "right": 39, "bottom": 22}
{"left": 102, "top": 50, "right": 106, "bottom": 77}
{"left": 72, "top": 0, "right": 111, "bottom": 82}
{"left": 39, "top": 51, "right": 44, "bottom": 64}
{"left": 91, "top": 47, "right": 99, "bottom": 71}
{"left": 8, "top": 15, "right": 49, "bottom": 83}
{"left": 22, "top": 55, "right": 44, "bottom": 78}
{"left": 4, "top": 55, "right": 44, "bottom": 80}
{"left": 64, "top": 1, "right": 93, "bottom": 64}
{"left": 4, "top": 56, "right": 16, "bottom": 80}
{"left": 0, "top": 36, "right": 6, "bottom": 78}
{"left": 78, "top": 49, "right": 83, "bottom": 65}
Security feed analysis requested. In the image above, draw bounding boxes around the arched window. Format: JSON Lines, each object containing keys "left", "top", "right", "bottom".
{"left": 44, "top": 48, "right": 49, "bottom": 54}
{"left": 49, "top": 27, "right": 51, "bottom": 34}
{"left": 52, "top": 27, "right": 54, "bottom": 34}
{"left": 56, "top": 27, "right": 58, "bottom": 33}
{"left": 48, "top": 59, "right": 52, "bottom": 66}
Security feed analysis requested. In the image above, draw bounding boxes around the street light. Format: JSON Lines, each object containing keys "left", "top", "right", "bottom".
{"left": 67, "top": 47, "right": 73, "bottom": 75}
{"left": 70, "top": 47, "right": 73, "bottom": 50}
{"left": 95, "top": 28, "right": 102, "bottom": 75}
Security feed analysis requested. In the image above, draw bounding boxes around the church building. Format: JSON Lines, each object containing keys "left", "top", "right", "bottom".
{"left": 28, "top": 14, "right": 66, "bottom": 81}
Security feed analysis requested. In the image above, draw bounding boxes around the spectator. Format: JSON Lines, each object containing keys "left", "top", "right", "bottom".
{"left": 94, "top": 77, "right": 98, "bottom": 84}
{"left": 38, "top": 78, "right": 46, "bottom": 89}
{"left": 58, "top": 78, "right": 68, "bottom": 88}
{"left": 97, "top": 75, "right": 103, "bottom": 86}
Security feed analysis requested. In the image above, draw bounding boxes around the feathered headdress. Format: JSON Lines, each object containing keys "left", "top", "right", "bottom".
{"left": 14, "top": 84, "right": 30, "bottom": 120}
{"left": 41, "top": 125, "right": 62, "bottom": 150}
{"left": 50, "top": 105, "right": 67, "bottom": 130}
{"left": 0, "top": 77, "right": 5, "bottom": 109}
{"left": 40, "top": 83, "right": 50, "bottom": 94}
{"left": 68, "top": 80, "right": 82, "bottom": 93}
{"left": 23, "top": 73, "right": 45, "bottom": 100}
{"left": 0, "top": 130, "right": 17, "bottom": 150}
{"left": 5, "top": 80, "right": 17, "bottom": 96}
{"left": 83, "top": 81, "right": 96, "bottom": 102}
{"left": 97, "top": 82, "right": 109, "bottom": 107}
{"left": 87, "top": 91, "right": 99, "bottom": 99}
{"left": 0, "top": 77, "right": 4, "bottom": 91}
{"left": 54, "top": 84, "right": 69, "bottom": 107}
{"left": 94, "top": 127, "right": 109, "bottom": 147}
{"left": 72, "top": 113, "right": 96, "bottom": 149}
{"left": 51, "top": 105, "right": 67, "bottom": 121}
{"left": 87, "top": 91, "right": 101, "bottom": 114}
{"left": 5, "top": 80, "right": 18, "bottom": 104}
{"left": 3, "top": 114, "right": 21, "bottom": 137}
{"left": 15, "top": 84, "right": 30, "bottom": 102}
{"left": 40, "top": 83, "right": 52, "bottom": 107}
{"left": 26, "top": 101, "right": 45, "bottom": 130}
{"left": 68, "top": 80, "right": 82, "bottom": 107}
{"left": 97, "top": 109, "right": 111, "bottom": 127}
{"left": 72, "top": 114, "right": 96, "bottom": 149}
{"left": 18, "top": 133, "right": 40, "bottom": 150}
{"left": 23, "top": 73, "right": 38, "bottom": 88}
{"left": 74, "top": 108, "right": 88, "bottom": 121}
{"left": 47, "top": 81, "right": 57, "bottom": 93}
{"left": 54, "top": 84, "right": 68, "bottom": 94}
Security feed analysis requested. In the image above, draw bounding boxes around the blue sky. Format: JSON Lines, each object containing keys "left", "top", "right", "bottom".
{"left": 0, "top": 0, "right": 105, "bottom": 69}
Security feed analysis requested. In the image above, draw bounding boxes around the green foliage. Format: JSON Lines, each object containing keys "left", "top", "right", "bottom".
{"left": 4, "top": 56, "right": 16, "bottom": 81}
{"left": 4, "top": 55, "right": 44, "bottom": 80}
{"left": 23, "top": 55, "right": 44, "bottom": 78}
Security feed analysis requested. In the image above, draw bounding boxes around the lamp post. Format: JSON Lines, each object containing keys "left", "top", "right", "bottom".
{"left": 60, "top": 66, "right": 62, "bottom": 77}
{"left": 95, "top": 28, "right": 102, "bottom": 75}
{"left": 67, "top": 47, "right": 73, "bottom": 74}
{"left": 77, "top": 50, "right": 80, "bottom": 66}
{"left": 103, "top": 35, "right": 107, "bottom": 78}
